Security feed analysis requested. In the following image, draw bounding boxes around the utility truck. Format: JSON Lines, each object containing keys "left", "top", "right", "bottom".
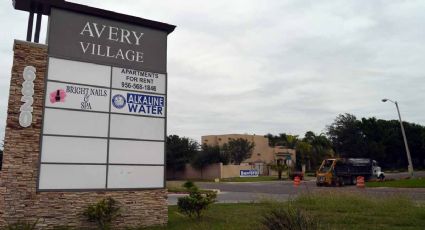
{"left": 316, "top": 158, "right": 385, "bottom": 186}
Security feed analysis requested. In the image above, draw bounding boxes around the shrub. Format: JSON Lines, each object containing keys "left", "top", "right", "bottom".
{"left": 177, "top": 187, "right": 217, "bottom": 219}
{"left": 182, "top": 180, "right": 195, "bottom": 191}
{"left": 5, "top": 220, "right": 38, "bottom": 230}
{"left": 260, "top": 204, "right": 318, "bottom": 230}
{"left": 82, "top": 197, "right": 120, "bottom": 230}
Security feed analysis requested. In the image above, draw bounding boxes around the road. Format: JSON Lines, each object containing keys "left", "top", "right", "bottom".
{"left": 168, "top": 171, "right": 425, "bottom": 205}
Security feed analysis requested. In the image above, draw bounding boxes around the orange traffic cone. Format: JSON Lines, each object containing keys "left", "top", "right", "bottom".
{"left": 357, "top": 176, "right": 365, "bottom": 188}
{"left": 294, "top": 176, "right": 301, "bottom": 187}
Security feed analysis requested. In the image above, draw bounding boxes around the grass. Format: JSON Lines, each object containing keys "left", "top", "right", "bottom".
{"left": 305, "top": 172, "right": 316, "bottom": 177}
{"left": 295, "top": 192, "right": 425, "bottom": 230}
{"left": 166, "top": 181, "right": 187, "bottom": 193}
{"left": 140, "top": 192, "right": 425, "bottom": 230}
{"left": 140, "top": 203, "right": 270, "bottom": 230}
{"left": 366, "top": 177, "right": 425, "bottom": 188}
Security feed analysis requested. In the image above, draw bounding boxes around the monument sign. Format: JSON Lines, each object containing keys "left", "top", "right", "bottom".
{"left": 0, "top": 0, "right": 175, "bottom": 227}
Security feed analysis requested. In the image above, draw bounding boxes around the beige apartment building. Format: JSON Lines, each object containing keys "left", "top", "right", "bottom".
{"left": 201, "top": 134, "right": 296, "bottom": 175}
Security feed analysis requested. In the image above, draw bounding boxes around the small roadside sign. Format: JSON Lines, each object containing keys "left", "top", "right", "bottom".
{"left": 240, "top": 170, "right": 259, "bottom": 177}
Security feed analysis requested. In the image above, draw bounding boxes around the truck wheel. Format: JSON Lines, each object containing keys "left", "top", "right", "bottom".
{"left": 351, "top": 176, "right": 357, "bottom": 185}
{"left": 378, "top": 174, "right": 385, "bottom": 181}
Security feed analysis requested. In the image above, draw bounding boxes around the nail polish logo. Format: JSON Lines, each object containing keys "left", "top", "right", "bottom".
{"left": 49, "top": 89, "right": 67, "bottom": 104}
{"left": 112, "top": 94, "right": 126, "bottom": 109}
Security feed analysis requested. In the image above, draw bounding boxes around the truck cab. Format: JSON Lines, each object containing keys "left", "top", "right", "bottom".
{"left": 316, "top": 159, "right": 337, "bottom": 186}
{"left": 372, "top": 160, "right": 385, "bottom": 180}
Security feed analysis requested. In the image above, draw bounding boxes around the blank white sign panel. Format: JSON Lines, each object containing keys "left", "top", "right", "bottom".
{"left": 39, "top": 164, "right": 106, "bottom": 189}
{"left": 109, "top": 140, "right": 164, "bottom": 164}
{"left": 107, "top": 165, "right": 164, "bottom": 188}
{"left": 109, "top": 114, "right": 164, "bottom": 140}
{"left": 48, "top": 57, "right": 111, "bottom": 87}
{"left": 43, "top": 108, "right": 109, "bottom": 137}
{"left": 41, "top": 136, "right": 107, "bottom": 163}
{"left": 45, "top": 81, "right": 110, "bottom": 112}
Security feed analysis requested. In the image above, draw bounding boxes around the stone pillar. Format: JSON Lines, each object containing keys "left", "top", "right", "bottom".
{"left": 0, "top": 40, "right": 167, "bottom": 229}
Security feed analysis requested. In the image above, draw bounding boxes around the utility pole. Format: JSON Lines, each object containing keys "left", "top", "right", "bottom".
{"left": 382, "top": 99, "right": 414, "bottom": 178}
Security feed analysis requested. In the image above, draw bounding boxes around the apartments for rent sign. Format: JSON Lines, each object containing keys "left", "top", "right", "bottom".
{"left": 38, "top": 8, "right": 168, "bottom": 190}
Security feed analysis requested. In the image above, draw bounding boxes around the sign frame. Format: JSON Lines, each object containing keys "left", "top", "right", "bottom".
{"left": 36, "top": 7, "right": 170, "bottom": 192}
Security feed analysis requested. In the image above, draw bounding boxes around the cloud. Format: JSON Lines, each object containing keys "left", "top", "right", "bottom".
{"left": 0, "top": 0, "right": 424, "bottom": 143}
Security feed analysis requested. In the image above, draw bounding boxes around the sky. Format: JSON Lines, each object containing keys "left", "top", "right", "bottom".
{"left": 0, "top": 0, "right": 424, "bottom": 143}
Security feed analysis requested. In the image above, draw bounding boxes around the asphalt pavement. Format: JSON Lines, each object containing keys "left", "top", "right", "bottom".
{"left": 168, "top": 171, "right": 425, "bottom": 205}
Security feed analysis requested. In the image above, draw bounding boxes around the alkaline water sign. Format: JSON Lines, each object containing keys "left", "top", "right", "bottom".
{"left": 240, "top": 170, "right": 259, "bottom": 177}
{"left": 111, "top": 91, "right": 165, "bottom": 117}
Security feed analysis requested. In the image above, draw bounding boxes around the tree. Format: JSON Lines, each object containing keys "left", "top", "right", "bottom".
{"left": 265, "top": 133, "right": 287, "bottom": 146}
{"left": 269, "top": 160, "right": 288, "bottom": 180}
{"left": 191, "top": 150, "right": 210, "bottom": 173}
{"left": 166, "top": 135, "right": 199, "bottom": 177}
{"left": 359, "top": 117, "right": 425, "bottom": 169}
{"left": 295, "top": 141, "right": 313, "bottom": 170}
{"left": 326, "top": 113, "right": 366, "bottom": 158}
{"left": 222, "top": 138, "right": 255, "bottom": 164}
{"left": 300, "top": 131, "right": 333, "bottom": 170}
{"left": 191, "top": 144, "right": 225, "bottom": 178}
{"left": 325, "top": 114, "right": 425, "bottom": 170}
{"left": 285, "top": 135, "right": 299, "bottom": 149}
{"left": 264, "top": 133, "right": 299, "bottom": 148}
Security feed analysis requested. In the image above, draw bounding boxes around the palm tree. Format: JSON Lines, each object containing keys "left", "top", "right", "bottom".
{"left": 296, "top": 141, "right": 313, "bottom": 170}
{"left": 285, "top": 135, "right": 299, "bottom": 148}
{"left": 269, "top": 160, "right": 288, "bottom": 180}
{"left": 302, "top": 132, "right": 334, "bottom": 170}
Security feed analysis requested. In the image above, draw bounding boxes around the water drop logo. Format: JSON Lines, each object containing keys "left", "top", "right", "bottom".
{"left": 112, "top": 94, "right": 126, "bottom": 109}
